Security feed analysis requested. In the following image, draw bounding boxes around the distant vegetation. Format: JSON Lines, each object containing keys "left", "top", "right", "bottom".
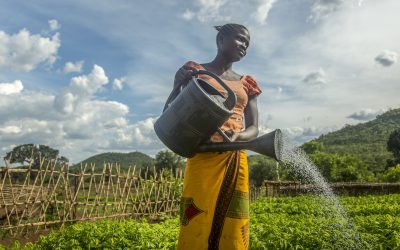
{"left": 69, "top": 150, "right": 186, "bottom": 177}
{"left": 70, "top": 151, "right": 154, "bottom": 173}
{"left": 301, "top": 108, "right": 400, "bottom": 183}
{"left": 315, "top": 108, "right": 400, "bottom": 173}
{"left": 3, "top": 108, "right": 400, "bottom": 184}
{"left": 249, "top": 108, "right": 400, "bottom": 184}
{"left": 3, "top": 144, "right": 68, "bottom": 168}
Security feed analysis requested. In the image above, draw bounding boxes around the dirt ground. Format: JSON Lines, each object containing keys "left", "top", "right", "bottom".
{"left": 0, "top": 229, "right": 50, "bottom": 248}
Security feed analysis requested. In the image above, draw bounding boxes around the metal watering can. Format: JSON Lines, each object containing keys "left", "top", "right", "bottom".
{"left": 154, "top": 70, "right": 282, "bottom": 161}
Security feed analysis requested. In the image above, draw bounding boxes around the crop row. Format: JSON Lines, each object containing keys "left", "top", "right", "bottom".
{"left": 2, "top": 194, "right": 399, "bottom": 249}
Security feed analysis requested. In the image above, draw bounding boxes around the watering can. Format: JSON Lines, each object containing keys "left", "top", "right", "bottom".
{"left": 153, "top": 70, "right": 282, "bottom": 161}
{"left": 198, "top": 129, "right": 282, "bottom": 161}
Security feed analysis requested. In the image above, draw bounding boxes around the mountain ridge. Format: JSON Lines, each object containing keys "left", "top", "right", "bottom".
{"left": 70, "top": 151, "right": 155, "bottom": 172}
{"left": 313, "top": 108, "right": 400, "bottom": 172}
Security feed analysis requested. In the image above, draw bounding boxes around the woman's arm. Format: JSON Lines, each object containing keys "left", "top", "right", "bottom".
{"left": 173, "top": 66, "right": 196, "bottom": 89}
{"left": 226, "top": 95, "right": 259, "bottom": 142}
{"left": 164, "top": 66, "right": 197, "bottom": 110}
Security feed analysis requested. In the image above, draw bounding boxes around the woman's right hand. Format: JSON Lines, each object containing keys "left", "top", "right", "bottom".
{"left": 174, "top": 66, "right": 197, "bottom": 88}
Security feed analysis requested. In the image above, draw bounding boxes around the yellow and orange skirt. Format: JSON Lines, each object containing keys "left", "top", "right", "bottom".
{"left": 178, "top": 150, "right": 250, "bottom": 250}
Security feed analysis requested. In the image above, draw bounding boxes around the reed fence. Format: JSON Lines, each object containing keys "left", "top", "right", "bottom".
{"left": 0, "top": 159, "right": 182, "bottom": 236}
{"left": 249, "top": 185, "right": 265, "bottom": 201}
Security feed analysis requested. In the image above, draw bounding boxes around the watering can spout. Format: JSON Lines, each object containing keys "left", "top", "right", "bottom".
{"left": 197, "top": 129, "right": 283, "bottom": 161}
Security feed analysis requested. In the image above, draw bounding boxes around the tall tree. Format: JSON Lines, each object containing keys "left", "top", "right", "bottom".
{"left": 4, "top": 144, "right": 69, "bottom": 168}
{"left": 248, "top": 155, "right": 281, "bottom": 186}
{"left": 154, "top": 150, "right": 185, "bottom": 173}
{"left": 387, "top": 129, "right": 400, "bottom": 166}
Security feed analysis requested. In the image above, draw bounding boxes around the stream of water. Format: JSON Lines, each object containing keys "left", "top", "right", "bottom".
{"left": 279, "top": 133, "right": 369, "bottom": 249}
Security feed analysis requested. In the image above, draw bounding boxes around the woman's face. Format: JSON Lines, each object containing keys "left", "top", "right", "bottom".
{"left": 219, "top": 28, "right": 250, "bottom": 62}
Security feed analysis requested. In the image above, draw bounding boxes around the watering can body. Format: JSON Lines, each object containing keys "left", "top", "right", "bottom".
{"left": 154, "top": 70, "right": 237, "bottom": 158}
{"left": 154, "top": 70, "right": 283, "bottom": 161}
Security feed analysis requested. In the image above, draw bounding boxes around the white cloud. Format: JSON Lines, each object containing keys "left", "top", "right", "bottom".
{"left": 0, "top": 126, "right": 21, "bottom": 134}
{"left": 309, "top": 0, "right": 345, "bottom": 22}
{"left": 112, "top": 77, "right": 126, "bottom": 91}
{"left": 283, "top": 126, "right": 334, "bottom": 145}
{"left": 302, "top": 68, "right": 326, "bottom": 86}
{"left": 375, "top": 50, "right": 398, "bottom": 67}
{"left": 63, "top": 60, "right": 84, "bottom": 73}
{"left": 109, "top": 117, "right": 159, "bottom": 148}
{"left": 258, "top": 125, "right": 274, "bottom": 135}
{"left": 0, "top": 88, "right": 160, "bottom": 163}
{"left": 258, "top": 123, "right": 333, "bottom": 146}
{"left": 308, "top": 0, "right": 368, "bottom": 22}
{"left": 190, "top": 0, "right": 227, "bottom": 23}
{"left": 0, "top": 80, "right": 23, "bottom": 95}
{"left": 54, "top": 64, "right": 108, "bottom": 114}
{"left": 0, "top": 91, "right": 57, "bottom": 122}
{"left": 182, "top": 9, "right": 195, "bottom": 20}
{"left": 254, "top": 0, "right": 278, "bottom": 25}
{"left": 54, "top": 91, "right": 76, "bottom": 114}
{"left": 0, "top": 64, "right": 164, "bottom": 163}
{"left": 69, "top": 64, "right": 109, "bottom": 97}
{"left": 0, "top": 28, "right": 60, "bottom": 72}
{"left": 62, "top": 100, "right": 129, "bottom": 140}
{"left": 185, "top": 0, "right": 278, "bottom": 25}
{"left": 48, "top": 19, "right": 61, "bottom": 31}
{"left": 347, "top": 108, "right": 386, "bottom": 121}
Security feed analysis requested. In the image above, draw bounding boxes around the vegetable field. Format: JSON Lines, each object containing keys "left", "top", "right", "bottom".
{"left": 3, "top": 194, "right": 400, "bottom": 249}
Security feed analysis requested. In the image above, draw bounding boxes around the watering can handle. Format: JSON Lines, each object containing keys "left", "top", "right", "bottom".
{"left": 162, "top": 70, "right": 237, "bottom": 112}
{"left": 217, "top": 128, "right": 232, "bottom": 142}
{"left": 195, "top": 69, "right": 238, "bottom": 142}
{"left": 193, "top": 70, "right": 237, "bottom": 110}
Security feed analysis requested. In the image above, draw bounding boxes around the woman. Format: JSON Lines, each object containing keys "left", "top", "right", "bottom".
{"left": 175, "top": 24, "right": 261, "bottom": 250}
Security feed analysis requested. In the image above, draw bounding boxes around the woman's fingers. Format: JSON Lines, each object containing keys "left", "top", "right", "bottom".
{"left": 182, "top": 65, "right": 197, "bottom": 72}
{"left": 177, "top": 66, "right": 196, "bottom": 82}
{"left": 181, "top": 66, "right": 196, "bottom": 80}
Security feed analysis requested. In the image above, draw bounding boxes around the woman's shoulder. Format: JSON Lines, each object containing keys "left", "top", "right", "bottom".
{"left": 183, "top": 60, "right": 204, "bottom": 70}
{"left": 241, "top": 75, "right": 262, "bottom": 96}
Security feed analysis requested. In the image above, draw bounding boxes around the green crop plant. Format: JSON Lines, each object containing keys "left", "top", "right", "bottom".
{"left": 4, "top": 194, "right": 399, "bottom": 249}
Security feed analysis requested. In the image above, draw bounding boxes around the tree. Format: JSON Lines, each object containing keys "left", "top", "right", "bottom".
{"left": 154, "top": 150, "right": 185, "bottom": 173}
{"left": 310, "top": 152, "right": 374, "bottom": 182}
{"left": 301, "top": 140, "right": 325, "bottom": 155}
{"left": 248, "top": 155, "right": 280, "bottom": 186}
{"left": 330, "top": 154, "right": 373, "bottom": 182}
{"left": 4, "top": 144, "right": 69, "bottom": 168}
{"left": 380, "top": 164, "right": 400, "bottom": 182}
{"left": 309, "top": 152, "right": 336, "bottom": 181}
{"left": 387, "top": 129, "right": 400, "bottom": 166}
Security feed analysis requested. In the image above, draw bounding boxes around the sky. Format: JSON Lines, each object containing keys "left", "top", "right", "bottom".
{"left": 0, "top": 0, "right": 399, "bottom": 164}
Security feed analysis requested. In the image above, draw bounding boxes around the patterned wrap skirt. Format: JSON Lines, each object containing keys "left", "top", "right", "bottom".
{"left": 177, "top": 150, "right": 250, "bottom": 250}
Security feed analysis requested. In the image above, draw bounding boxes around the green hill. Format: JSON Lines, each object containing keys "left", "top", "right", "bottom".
{"left": 71, "top": 151, "right": 155, "bottom": 173}
{"left": 314, "top": 108, "right": 400, "bottom": 173}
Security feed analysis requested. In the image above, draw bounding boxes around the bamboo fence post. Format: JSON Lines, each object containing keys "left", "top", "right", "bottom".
{"left": 72, "top": 173, "right": 77, "bottom": 220}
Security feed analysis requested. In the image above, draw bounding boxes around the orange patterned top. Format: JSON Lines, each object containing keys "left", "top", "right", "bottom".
{"left": 184, "top": 61, "right": 262, "bottom": 142}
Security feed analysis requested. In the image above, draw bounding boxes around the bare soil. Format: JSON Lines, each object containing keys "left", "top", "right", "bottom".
{"left": 0, "top": 229, "right": 51, "bottom": 248}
